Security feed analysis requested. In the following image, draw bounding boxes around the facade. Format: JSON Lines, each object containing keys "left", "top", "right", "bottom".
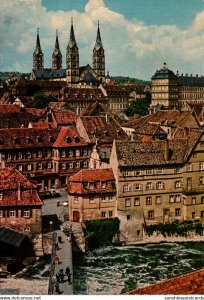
{"left": 0, "top": 166, "right": 43, "bottom": 256}
{"left": 68, "top": 169, "right": 116, "bottom": 222}
{"left": 151, "top": 63, "right": 204, "bottom": 108}
{"left": 110, "top": 127, "right": 204, "bottom": 243}
{"left": 30, "top": 21, "right": 105, "bottom": 86}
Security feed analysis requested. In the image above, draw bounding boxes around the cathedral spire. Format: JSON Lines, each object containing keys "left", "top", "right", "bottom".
{"left": 68, "top": 17, "right": 77, "bottom": 48}
{"left": 52, "top": 30, "right": 62, "bottom": 70}
{"left": 94, "top": 21, "right": 103, "bottom": 50}
{"left": 92, "top": 21, "right": 105, "bottom": 83}
{"left": 33, "top": 28, "right": 44, "bottom": 70}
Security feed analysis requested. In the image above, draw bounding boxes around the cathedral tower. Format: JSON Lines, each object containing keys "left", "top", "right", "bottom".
{"left": 52, "top": 30, "right": 62, "bottom": 70}
{"left": 66, "top": 19, "right": 79, "bottom": 84}
{"left": 92, "top": 21, "right": 105, "bottom": 83}
{"left": 33, "top": 28, "right": 44, "bottom": 70}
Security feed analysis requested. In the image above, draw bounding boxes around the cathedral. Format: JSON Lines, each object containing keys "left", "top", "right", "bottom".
{"left": 30, "top": 20, "right": 106, "bottom": 86}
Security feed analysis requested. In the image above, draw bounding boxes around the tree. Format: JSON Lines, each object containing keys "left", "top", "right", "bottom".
{"left": 125, "top": 98, "right": 151, "bottom": 117}
{"left": 33, "top": 92, "right": 55, "bottom": 108}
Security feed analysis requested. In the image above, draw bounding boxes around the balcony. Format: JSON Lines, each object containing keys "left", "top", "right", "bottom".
{"left": 182, "top": 186, "right": 204, "bottom": 195}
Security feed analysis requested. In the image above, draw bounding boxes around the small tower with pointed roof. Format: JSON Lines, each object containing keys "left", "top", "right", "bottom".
{"left": 92, "top": 21, "right": 105, "bottom": 83}
{"left": 33, "top": 28, "right": 44, "bottom": 70}
{"left": 66, "top": 18, "right": 79, "bottom": 84}
{"left": 52, "top": 30, "right": 62, "bottom": 70}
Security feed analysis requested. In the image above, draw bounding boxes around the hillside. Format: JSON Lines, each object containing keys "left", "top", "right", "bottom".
{"left": 111, "top": 76, "right": 150, "bottom": 85}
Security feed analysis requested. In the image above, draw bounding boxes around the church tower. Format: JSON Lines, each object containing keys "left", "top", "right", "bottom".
{"left": 33, "top": 28, "right": 44, "bottom": 70}
{"left": 52, "top": 30, "right": 62, "bottom": 70}
{"left": 92, "top": 21, "right": 105, "bottom": 83}
{"left": 66, "top": 19, "right": 79, "bottom": 84}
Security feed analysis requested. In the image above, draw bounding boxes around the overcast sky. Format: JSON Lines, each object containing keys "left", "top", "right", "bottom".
{"left": 1, "top": 0, "right": 204, "bottom": 80}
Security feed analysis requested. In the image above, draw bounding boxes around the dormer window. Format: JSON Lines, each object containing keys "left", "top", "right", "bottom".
{"left": 66, "top": 137, "right": 72, "bottom": 143}
{"left": 36, "top": 136, "right": 43, "bottom": 143}
{"left": 101, "top": 182, "right": 106, "bottom": 189}
{"left": 49, "top": 137, "right": 55, "bottom": 143}
{"left": 89, "top": 183, "right": 94, "bottom": 190}
{"left": 103, "top": 131, "right": 108, "bottom": 136}
{"left": 13, "top": 138, "right": 20, "bottom": 145}
{"left": 0, "top": 139, "right": 4, "bottom": 145}
{"left": 26, "top": 137, "right": 32, "bottom": 144}
{"left": 75, "top": 137, "right": 80, "bottom": 143}
{"left": 0, "top": 192, "right": 3, "bottom": 201}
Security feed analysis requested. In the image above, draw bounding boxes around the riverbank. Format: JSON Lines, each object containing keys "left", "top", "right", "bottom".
{"left": 0, "top": 278, "right": 48, "bottom": 295}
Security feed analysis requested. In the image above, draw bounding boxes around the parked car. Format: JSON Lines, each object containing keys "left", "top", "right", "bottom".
{"left": 50, "top": 189, "right": 61, "bottom": 198}
{"left": 63, "top": 201, "right": 68, "bottom": 206}
{"left": 39, "top": 191, "right": 52, "bottom": 199}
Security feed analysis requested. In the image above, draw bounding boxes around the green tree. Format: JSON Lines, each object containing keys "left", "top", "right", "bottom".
{"left": 33, "top": 92, "right": 55, "bottom": 108}
{"left": 125, "top": 98, "right": 151, "bottom": 117}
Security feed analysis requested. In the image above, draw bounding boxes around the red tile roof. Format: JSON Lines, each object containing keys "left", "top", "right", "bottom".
{"left": 129, "top": 268, "right": 204, "bottom": 295}
{"left": 0, "top": 112, "right": 34, "bottom": 129}
{"left": 0, "top": 167, "right": 43, "bottom": 207}
{"left": 52, "top": 110, "right": 78, "bottom": 125}
{"left": 0, "top": 128, "right": 59, "bottom": 149}
{"left": 68, "top": 169, "right": 116, "bottom": 195}
{"left": 29, "top": 122, "right": 55, "bottom": 129}
{"left": 53, "top": 126, "right": 88, "bottom": 147}
{"left": 0, "top": 105, "right": 21, "bottom": 113}
{"left": 61, "top": 87, "right": 106, "bottom": 102}
{"left": 26, "top": 108, "right": 46, "bottom": 117}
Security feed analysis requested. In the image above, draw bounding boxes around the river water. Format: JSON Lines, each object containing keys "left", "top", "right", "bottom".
{"left": 73, "top": 242, "right": 204, "bottom": 295}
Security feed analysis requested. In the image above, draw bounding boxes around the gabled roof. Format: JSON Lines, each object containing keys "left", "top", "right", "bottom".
{"left": 52, "top": 110, "right": 77, "bottom": 125}
{"left": 0, "top": 104, "right": 21, "bottom": 114}
{"left": 129, "top": 268, "right": 204, "bottom": 295}
{"left": 80, "top": 101, "right": 112, "bottom": 116}
{"left": 53, "top": 126, "right": 88, "bottom": 147}
{"left": 0, "top": 112, "right": 34, "bottom": 129}
{"left": 68, "top": 169, "right": 116, "bottom": 195}
{"left": 0, "top": 167, "right": 43, "bottom": 207}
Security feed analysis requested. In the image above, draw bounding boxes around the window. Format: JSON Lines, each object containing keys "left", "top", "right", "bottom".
{"left": 146, "top": 197, "right": 152, "bottom": 205}
{"left": 199, "top": 177, "right": 204, "bottom": 185}
{"left": 174, "top": 167, "right": 180, "bottom": 174}
{"left": 76, "top": 150, "right": 80, "bottom": 157}
{"left": 24, "top": 227, "right": 30, "bottom": 232}
{"left": 169, "top": 195, "right": 175, "bottom": 203}
{"left": 192, "top": 197, "right": 196, "bottom": 205}
{"left": 89, "top": 183, "right": 94, "bottom": 190}
{"left": 23, "top": 209, "right": 30, "bottom": 218}
{"left": 134, "top": 197, "right": 140, "bottom": 206}
{"left": 0, "top": 193, "right": 3, "bottom": 201}
{"left": 146, "top": 169, "right": 153, "bottom": 175}
{"left": 156, "top": 168, "right": 164, "bottom": 174}
{"left": 126, "top": 215, "right": 131, "bottom": 220}
{"left": 38, "top": 151, "right": 42, "bottom": 158}
{"left": 83, "top": 161, "right": 88, "bottom": 168}
{"left": 201, "top": 211, "right": 204, "bottom": 218}
{"left": 76, "top": 161, "right": 80, "bottom": 168}
{"left": 175, "top": 208, "right": 181, "bottom": 216}
{"left": 83, "top": 149, "right": 88, "bottom": 156}
{"left": 146, "top": 182, "right": 153, "bottom": 190}
{"left": 156, "top": 196, "right": 162, "bottom": 204}
{"left": 101, "top": 182, "right": 106, "bottom": 188}
{"left": 123, "top": 170, "right": 129, "bottom": 176}
{"left": 186, "top": 164, "right": 192, "bottom": 172}
{"left": 9, "top": 209, "right": 16, "bottom": 217}
{"left": 89, "top": 197, "right": 95, "bottom": 204}
{"left": 18, "top": 165, "right": 23, "bottom": 172}
{"left": 123, "top": 184, "right": 129, "bottom": 192}
{"left": 108, "top": 195, "right": 113, "bottom": 202}
{"left": 18, "top": 152, "right": 22, "bottom": 159}
{"left": 38, "top": 163, "right": 43, "bottom": 170}
{"left": 26, "top": 152, "right": 31, "bottom": 159}
{"left": 68, "top": 150, "right": 73, "bottom": 157}
{"left": 192, "top": 212, "right": 195, "bottom": 219}
{"left": 47, "top": 162, "right": 52, "bottom": 169}
{"left": 47, "top": 150, "right": 52, "bottom": 157}
{"left": 101, "top": 195, "right": 107, "bottom": 202}
{"left": 27, "top": 164, "right": 32, "bottom": 171}
{"left": 200, "top": 162, "right": 204, "bottom": 170}
{"left": 74, "top": 196, "right": 79, "bottom": 204}
{"left": 125, "top": 198, "right": 131, "bottom": 207}
{"left": 201, "top": 197, "right": 204, "bottom": 204}
{"left": 175, "top": 181, "right": 181, "bottom": 188}
{"left": 0, "top": 210, "right": 3, "bottom": 217}
{"left": 175, "top": 195, "right": 181, "bottom": 203}
{"left": 61, "top": 163, "right": 66, "bottom": 169}
{"left": 134, "top": 183, "right": 142, "bottom": 191}
{"left": 156, "top": 182, "right": 164, "bottom": 190}
{"left": 134, "top": 170, "right": 142, "bottom": 176}
{"left": 108, "top": 211, "right": 113, "bottom": 218}
{"left": 101, "top": 211, "right": 106, "bottom": 218}
{"left": 68, "top": 162, "right": 73, "bottom": 169}
{"left": 148, "top": 210, "right": 154, "bottom": 219}
{"left": 61, "top": 150, "right": 66, "bottom": 158}
{"left": 7, "top": 153, "right": 11, "bottom": 160}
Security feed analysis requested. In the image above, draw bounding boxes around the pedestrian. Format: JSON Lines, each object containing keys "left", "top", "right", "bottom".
{"left": 55, "top": 240, "right": 59, "bottom": 251}
{"left": 54, "top": 255, "right": 60, "bottom": 265}
{"left": 58, "top": 236, "right": 62, "bottom": 243}
{"left": 51, "top": 275, "right": 56, "bottom": 293}
{"left": 68, "top": 272, "right": 72, "bottom": 284}
{"left": 65, "top": 266, "right": 70, "bottom": 277}
{"left": 55, "top": 282, "right": 60, "bottom": 294}
{"left": 56, "top": 273, "right": 60, "bottom": 283}
{"left": 67, "top": 236, "right": 70, "bottom": 242}
{"left": 59, "top": 269, "right": 64, "bottom": 282}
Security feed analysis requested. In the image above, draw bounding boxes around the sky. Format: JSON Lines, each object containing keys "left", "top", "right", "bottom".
{"left": 1, "top": 0, "right": 204, "bottom": 80}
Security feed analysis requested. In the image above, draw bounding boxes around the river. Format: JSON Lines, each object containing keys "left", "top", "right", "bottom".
{"left": 73, "top": 242, "right": 204, "bottom": 294}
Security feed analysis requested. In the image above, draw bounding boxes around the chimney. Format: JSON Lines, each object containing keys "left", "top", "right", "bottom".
{"left": 0, "top": 153, "right": 5, "bottom": 169}
{"left": 18, "top": 182, "right": 21, "bottom": 201}
{"left": 164, "top": 140, "right": 170, "bottom": 161}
